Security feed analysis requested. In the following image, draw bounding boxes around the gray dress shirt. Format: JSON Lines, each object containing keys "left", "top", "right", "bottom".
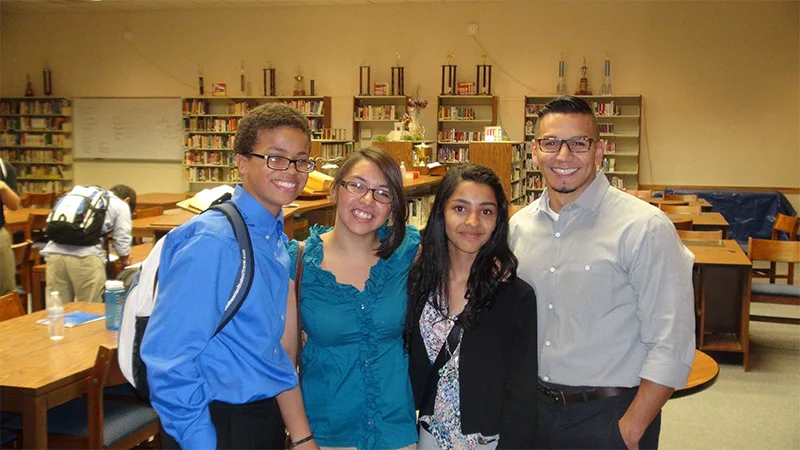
{"left": 509, "top": 173, "right": 695, "bottom": 389}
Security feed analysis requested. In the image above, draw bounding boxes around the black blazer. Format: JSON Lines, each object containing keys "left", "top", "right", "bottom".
{"left": 408, "top": 277, "right": 538, "bottom": 448}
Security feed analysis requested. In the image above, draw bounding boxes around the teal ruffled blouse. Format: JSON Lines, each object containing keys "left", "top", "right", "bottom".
{"left": 287, "top": 224, "right": 421, "bottom": 450}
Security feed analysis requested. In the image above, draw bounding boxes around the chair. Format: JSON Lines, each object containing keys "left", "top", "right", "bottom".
{"left": 753, "top": 213, "right": 800, "bottom": 284}
{"left": 4, "top": 346, "right": 161, "bottom": 448}
{"left": 623, "top": 189, "right": 652, "bottom": 200}
{"left": 11, "top": 241, "right": 32, "bottom": 308}
{"left": 748, "top": 238, "right": 800, "bottom": 325}
{"left": 677, "top": 230, "right": 723, "bottom": 240}
{"left": 661, "top": 204, "right": 702, "bottom": 214}
{"left": 134, "top": 206, "right": 164, "bottom": 220}
{"left": 0, "top": 292, "right": 25, "bottom": 321}
{"left": 671, "top": 218, "right": 693, "bottom": 231}
{"left": 664, "top": 193, "right": 699, "bottom": 202}
{"left": 21, "top": 192, "right": 56, "bottom": 208}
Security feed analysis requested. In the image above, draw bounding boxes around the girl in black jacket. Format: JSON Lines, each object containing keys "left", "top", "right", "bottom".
{"left": 405, "top": 164, "right": 537, "bottom": 449}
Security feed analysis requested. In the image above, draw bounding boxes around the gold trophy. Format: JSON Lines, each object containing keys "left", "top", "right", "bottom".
{"left": 575, "top": 57, "right": 592, "bottom": 95}
{"left": 293, "top": 73, "right": 306, "bottom": 96}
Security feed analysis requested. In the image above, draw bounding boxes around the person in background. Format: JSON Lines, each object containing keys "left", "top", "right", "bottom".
{"left": 0, "top": 157, "right": 20, "bottom": 294}
{"left": 509, "top": 96, "right": 695, "bottom": 449}
{"left": 406, "top": 163, "right": 537, "bottom": 449}
{"left": 285, "top": 147, "right": 419, "bottom": 450}
{"left": 141, "top": 104, "right": 318, "bottom": 449}
{"left": 41, "top": 184, "right": 136, "bottom": 303}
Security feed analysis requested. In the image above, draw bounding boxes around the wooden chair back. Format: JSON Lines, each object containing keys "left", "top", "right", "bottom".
{"left": 772, "top": 213, "right": 799, "bottom": 240}
{"left": 677, "top": 230, "right": 723, "bottom": 240}
{"left": 11, "top": 241, "right": 32, "bottom": 305}
{"left": 0, "top": 292, "right": 25, "bottom": 321}
{"left": 624, "top": 189, "right": 652, "bottom": 199}
{"left": 748, "top": 238, "right": 800, "bottom": 325}
{"left": 134, "top": 206, "right": 164, "bottom": 219}
{"left": 661, "top": 204, "right": 702, "bottom": 214}
{"left": 664, "top": 193, "right": 699, "bottom": 202}
{"left": 671, "top": 218, "right": 694, "bottom": 231}
{"left": 21, "top": 192, "right": 56, "bottom": 208}
{"left": 753, "top": 214, "right": 800, "bottom": 284}
{"left": 749, "top": 238, "right": 800, "bottom": 267}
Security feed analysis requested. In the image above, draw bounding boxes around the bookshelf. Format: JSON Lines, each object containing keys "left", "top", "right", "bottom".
{"left": 0, "top": 97, "right": 73, "bottom": 194}
{"left": 468, "top": 141, "right": 526, "bottom": 205}
{"left": 310, "top": 139, "right": 353, "bottom": 162}
{"left": 182, "top": 96, "right": 331, "bottom": 191}
{"left": 436, "top": 95, "right": 497, "bottom": 164}
{"left": 352, "top": 95, "right": 408, "bottom": 149}
{"left": 523, "top": 95, "right": 642, "bottom": 202}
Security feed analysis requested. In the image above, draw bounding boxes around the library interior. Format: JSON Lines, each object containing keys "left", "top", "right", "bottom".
{"left": 0, "top": 0, "right": 798, "bottom": 449}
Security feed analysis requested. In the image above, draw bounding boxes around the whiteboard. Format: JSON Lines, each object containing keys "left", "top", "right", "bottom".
{"left": 74, "top": 98, "right": 183, "bottom": 161}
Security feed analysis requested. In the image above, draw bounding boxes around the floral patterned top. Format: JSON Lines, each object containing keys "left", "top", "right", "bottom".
{"left": 418, "top": 296, "right": 499, "bottom": 450}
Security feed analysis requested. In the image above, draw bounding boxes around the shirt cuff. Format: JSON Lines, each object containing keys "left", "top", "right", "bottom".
{"left": 639, "top": 354, "right": 694, "bottom": 389}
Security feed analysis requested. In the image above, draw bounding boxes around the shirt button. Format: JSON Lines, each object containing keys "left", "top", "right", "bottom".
{"left": 548, "top": 304, "right": 554, "bottom": 310}
{"left": 543, "top": 376, "right": 550, "bottom": 382}
{"left": 361, "top": 304, "right": 365, "bottom": 310}
{"left": 545, "top": 340, "right": 551, "bottom": 346}
{"left": 555, "top": 232, "right": 561, "bottom": 237}
{"left": 367, "top": 419, "right": 374, "bottom": 426}
{"left": 265, "top": 235, "right": 270, "bottom": 240}
{"left": 280, "top": 315, "right": 285, "bottom": 321}
{"left": 585, "top": 265, "right": 591, "bottom": 270}
{"left": 273, "top": 348, "right": 278, "bottom": 354}
{"left": 274, "top": 252, "right": 278, "bottom": 257}
{"left": 549, "top": 267, "right": 556, "bottom": 273}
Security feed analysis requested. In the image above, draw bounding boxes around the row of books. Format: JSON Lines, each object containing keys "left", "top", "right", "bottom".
{"left": 184, "top": 167, "right": 240, "bottom": 183}
{"left": 0, "top": 149, "right": 70, "bottom": 163}
{"left": 16, "top": 165, "right": 66, "bottom": 178}
{"left": 439, "top": 106, "right": 476, "bottom": 120}
{"left": 16, "top": 180, "right": 67, "bottom": 194}
{"left": 183, "top": 151, "right": 235, "bottom": 166}
{"left": 184, "top": 117, "right": 239, "bottom": 133}
{"left": 1, "top": 133, "right": 70, "bottom": 147}
{"left": 524, "top": 191, "right": 542, "bottom": 204}
{"left": 0, "top": 99, "right": 72, "bottom": 116}
{"left": 526, "top": 174, "right": 545, "bottom": 190}
{"left": 354, "top": 105, "right": 398, "bottom": 120}
{"left": 407, "top": 195, "right": 434, "bottom": 229}
{"left": 598, "top": 123, "right": 615, "bottom": 133}
{"left": 511, "top": 182, "right": 523, "bottom": 202}
{"left": 318, "top": 143, "right": 352, "bottom": 160}
{"left": 282, "top": 100, "right": 325, "bottom": 116}
{"left": 185, "top": 135, "right": 235, "bottom": 150}
{"left": 437, "top": 146, "right": 469, "bottom": 163}
{"left": 438, "top": 130, "right": 484, "bottom": 143}
{"left": 597, "top": 139, "right": 616, "bottom": 153}
{"left": 591, "top": 101, "right": 623, "bottom": 117}
{"left": 0, "top": 116, "right": 71, "bottom": 132}
{"left": 609, "top": 176, "right": 626, "bottom": 189}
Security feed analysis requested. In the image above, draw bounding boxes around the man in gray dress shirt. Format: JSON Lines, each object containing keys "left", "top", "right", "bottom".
{"left": 509, "top": 96, "right": 695, "bottom": 449}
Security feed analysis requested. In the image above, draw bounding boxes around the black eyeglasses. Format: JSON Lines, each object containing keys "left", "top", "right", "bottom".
{"left": 247, "top": 153, "right": 316, "bottom": 173}
{"left": 340, "top": 180, "right": 394, "bottom": 204}
{"left": 536, "top": 137, "right": 594, "bottom": 153}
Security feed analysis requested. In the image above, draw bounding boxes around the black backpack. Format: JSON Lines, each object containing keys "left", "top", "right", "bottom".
{"left": 46, "top": 185, "right": 110, "bottom": 246}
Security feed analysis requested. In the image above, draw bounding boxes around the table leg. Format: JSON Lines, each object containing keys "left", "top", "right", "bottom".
{"left": 22, "top": 396, "right": 47, "bottom": 449}
{"left": 32, "top": 265, "right": 46, "bottom": 312}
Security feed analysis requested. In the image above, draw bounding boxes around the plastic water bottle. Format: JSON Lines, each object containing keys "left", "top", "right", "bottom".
{"left": 400, "top": 161, "right": 407, "bottom": 178}
{"left": 47, "top": 291, "right": 64, "bottom": 340}
{"left": 104, "top": 280, "right": 125, "bottom": 330}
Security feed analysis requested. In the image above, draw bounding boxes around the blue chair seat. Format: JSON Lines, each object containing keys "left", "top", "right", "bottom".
{"left": 751, "top": 283, "right": 800, "bottom": 298}
{"left": 5, "top": 398, "right": 158, "bottom": 448}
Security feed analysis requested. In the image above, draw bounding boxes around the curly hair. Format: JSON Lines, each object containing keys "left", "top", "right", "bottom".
{"left": 234, "top": 103, "right": 311, "bottom": 155}
{"left": 405, "top": 164, "right": 517, "bottom": 347}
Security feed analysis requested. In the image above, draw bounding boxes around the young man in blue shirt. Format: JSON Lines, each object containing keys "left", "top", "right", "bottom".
{"left": 141, "top": 104, "right": 317, "bottom": 449}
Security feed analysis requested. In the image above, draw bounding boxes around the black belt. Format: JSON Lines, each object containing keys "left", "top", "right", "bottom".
{"left": 538, "top": 381, "right": 634, "bottom": 405}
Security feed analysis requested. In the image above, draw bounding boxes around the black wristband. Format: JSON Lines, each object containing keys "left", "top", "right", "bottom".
{"left": 290, "top": 434, "right": 313, "bottom": 448}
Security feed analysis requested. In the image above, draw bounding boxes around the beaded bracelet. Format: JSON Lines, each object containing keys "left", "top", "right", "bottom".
{"left": 290, "top": 434, "right": 314, "bottom": 448}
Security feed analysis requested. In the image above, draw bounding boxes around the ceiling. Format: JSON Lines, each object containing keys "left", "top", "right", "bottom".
{"left": 1, "top": 0, "right": 514, "bottom": 13}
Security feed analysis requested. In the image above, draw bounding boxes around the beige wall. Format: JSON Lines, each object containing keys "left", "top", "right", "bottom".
{"left": 1, "top": 1, "right": 798, "bottom": 200}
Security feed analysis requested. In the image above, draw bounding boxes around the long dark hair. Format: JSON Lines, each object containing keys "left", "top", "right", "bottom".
{"left": 405, "top": 164, "right": 517, "bottom": 346}
{"left": 331, "top": 147, "right": 407, "bottom": 259}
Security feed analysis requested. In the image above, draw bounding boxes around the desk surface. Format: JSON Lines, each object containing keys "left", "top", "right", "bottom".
{"left": 683, "top": 239, "right": 752, "bottom": 266}
{"left": 0, "top": 302, "right": 115, "bottom": 393}
{"left": 673, "top": 350, "right": 719, "bottom": 398}
{"left": 4, "top": 207, "right": 50, "bottom": 224}
{"left": 136, "top": 192, "right": 190, "bottom": 209}
{"left": 668, "top": 212, "right": 728, "bottom": 227}
{"left": 646, "top": 197, "right": 712, "bottom": 208}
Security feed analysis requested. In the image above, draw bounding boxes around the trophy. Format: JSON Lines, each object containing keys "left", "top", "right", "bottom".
{"left": 391, "top": 54, "right": 405, "bottom": 96}
{"left": 556, "top": 55, "right": 566, "bottom": 95}
{"left": 441, "top": 53, "right": 456, "bottom": 95}
{"left": 476, "top": 54, "right": 492, "bottom": 95}
{"left": 293, "top": 71, "right": 306, "bottom": 96}
{"left": 601, "top": 55, "right": 612, "bottom": 96}
{"left": 359, "top": 65, "right": 371, "bottom": 96}
{"left": 575, "top": 57, "right": 592, "bottom": 95}
{"left": 24, "top": 74, "right": 34, "bottom": 97}
{"left": 43, "top": 64, "right": 52, "bottom": 96}
{"left": 198, "top": 67, "right": 205, "bottom": 96}
{"left": 240, "top": 61, "right": 247, "bottom": 96}
{"left": 263, "top": 63, "right": 276, "bottom": 96}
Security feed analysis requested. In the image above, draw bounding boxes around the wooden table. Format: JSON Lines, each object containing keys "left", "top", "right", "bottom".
{"left": 4, "top": 208, "right": 51, "bottom": 238}
{"left": 31, "top": 243, "right": 154, "bottom": 312}
{"left": 668, "top": 212, "right": 729, "bottom": 238}
{"left": 135, "top": 192, "right": 190, "bottom": 211}
{"left": 0, "top": 302, "right": 117, "bottom": 449}
{"left": 646, "top": 197, "right": 713, "bottom": 212}
{"left": 672, "top": 350, "right": 719, "bottom": 398}
{"left": 684, "top": 239, "right": 753, "bottom": 370}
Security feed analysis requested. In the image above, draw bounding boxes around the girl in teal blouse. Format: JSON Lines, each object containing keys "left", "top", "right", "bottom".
{"left": 287, "top": 148, "right": 419, "bottom": 450}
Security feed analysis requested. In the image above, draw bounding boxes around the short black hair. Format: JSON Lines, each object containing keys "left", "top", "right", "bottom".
{"left": 535, "top": 95, "right": 598, "bottom": 136}
{"left": 109, "top": 184, "right": 136, "bottom": 212}
{"left": 234, "top": 103, "right": 311, "bottom": 155}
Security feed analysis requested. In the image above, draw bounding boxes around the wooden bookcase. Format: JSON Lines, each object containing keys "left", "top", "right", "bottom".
{"left": 0, "top": 97, "right": 73, "bottom": 194}
{"left": 436, "top": 95, "right": 497, "bottom": 165}
{"left": 182, "top": 96, "right": 331, "bottom": 191}
{"left": 352, "top": 95, "right": 408, "bottom": 149}
{"left": 523, "top": 95, "right": 642, "bottom": 202}
{"left": 310, "top": 139, "right": 353, "bottom": 162}
{"left": 469, "top": 141, "right": 526, "bottom": 205}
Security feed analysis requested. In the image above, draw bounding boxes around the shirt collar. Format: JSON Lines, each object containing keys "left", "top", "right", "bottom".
{"left": 231, "top": 184, "right": 286, "bottom": 240}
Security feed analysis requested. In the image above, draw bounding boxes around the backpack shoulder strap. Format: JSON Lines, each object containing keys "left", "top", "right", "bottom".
{"left": 0, "top": 158, "right": 6, "bottom": 179}
{"left": 209, "top": 202, "right": 254, "bottom": 336}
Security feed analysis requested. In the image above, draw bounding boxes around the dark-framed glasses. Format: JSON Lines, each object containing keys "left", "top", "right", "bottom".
{"left": 536, "top": 137, "right": 594, "bottom": 153}
{"left": 248, "top": 153, "right": 316, "bottom": 173}
{"left": 341, "top": 180, "right": 394, "bottom": 204}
